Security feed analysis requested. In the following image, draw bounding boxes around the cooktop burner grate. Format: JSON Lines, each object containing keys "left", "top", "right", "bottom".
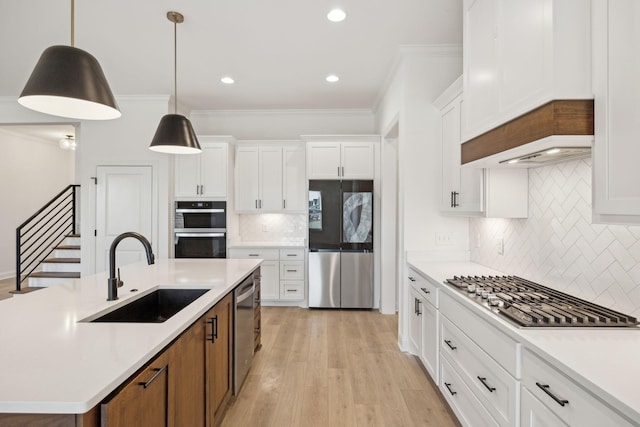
{"left": 444, "top": 276, "right": 639, "bottom": 328}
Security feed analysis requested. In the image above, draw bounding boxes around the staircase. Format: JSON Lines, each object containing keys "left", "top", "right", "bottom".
{"left": 26, "top": 234, "right": 81, "bottom": 287}
{"left": 13, "top": 185, "right": 81, "bottom": 294}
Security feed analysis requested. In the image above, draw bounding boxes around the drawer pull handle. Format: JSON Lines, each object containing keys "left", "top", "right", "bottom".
{"left": 286, "top": 254, "right": 297, "bottom": 257}
{"left": 536, "top": 382, "right": 569, "bottom": 407}
{"left": 477, "top": 376, "right": 496, "bottom": 392}
{"left": 444, "top": 340, "right": 457, "bottom": 350}
{"left": 286, "top": 289, "right": 297, "bottom": 292}
{"left": 444, "top": 382, "right": 457, "bottom": 396}
{"left": 420, "top": 287, "right": 431, "bottom": 294}
{"left": 408, "top": 276, "right": 416, "bottom": 282}
{"left": 139, "top": 365, "right": 167, "bottom": 389}
{"left": 287, "top": 269, "right": 297, "bottom": 272}
{"left": 249, "top": 254, "right": 259, "bottom": 257}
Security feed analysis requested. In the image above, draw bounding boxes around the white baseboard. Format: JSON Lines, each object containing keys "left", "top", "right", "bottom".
{"left": 0, "top": 271, "right": 15, "bottom": 280}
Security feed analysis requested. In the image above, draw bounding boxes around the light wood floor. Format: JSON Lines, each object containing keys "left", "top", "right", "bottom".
{"left": 0, "top": 278, "right": 14, "bottom": 301}
{"left": 222, "top": 307, "right": 459, "bottom": 427}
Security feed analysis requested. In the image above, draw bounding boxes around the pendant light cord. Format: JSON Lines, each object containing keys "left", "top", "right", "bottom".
{"left": 173, "top": 19, "right": 178, "bottom": 114}
{"left": 70, "top": 0, "right": 75, "bottom": 47}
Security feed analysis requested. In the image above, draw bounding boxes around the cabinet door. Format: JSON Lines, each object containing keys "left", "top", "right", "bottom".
{"left": 282, "top": 146, "right": 306, "bottom": 212}
{"left": 441, "top": 92, "right": 484, "bottom": 215}
{"left": 200, "top": 143, "right": 228, "bottom": 199}
{"left": 593, "top": 0, "right": 640, "bottom": 217}
{"left": 172, "top": 319, "right": 205, "bottom": 427}
{"left": 341, "top": 143, "right": 374, "bottom": 179}
{"left": 101, "top": 351, "right": 170, "bottom": 427}
{"left": 260, "top": 260, "right": 280, "bottom": 300}
{"left": 235, "top": 146, "right": 260, "bottom": 212}
{"left": 463, "top": 0, "right": 499, "bottom": 140}
{"left": 205, "top": 292, "right": 233, "bottom": 426}
{"left": 407, "top": 286, "right": 422, "bottom": 355}
{"left": 175, "top": 152, "right": 200, "bottom": 198}
{"left": 521, "top": 388, "right": 568, "bottom": 427}
{"left": 307, "top": 143, "right": 341, "bottom": 179}
{"left": 259, "top": 146, "right": 283, "bottom": 211}
{"left": 420, "top": 301, "right": 439, "bottom": 383}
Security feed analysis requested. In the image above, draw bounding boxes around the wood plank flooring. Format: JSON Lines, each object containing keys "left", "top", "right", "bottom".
{"left": 0, "top": 278, "right": 14, "bottom": 301}
{"left": 221, "top": 307, "right": 459, "bottom": 427}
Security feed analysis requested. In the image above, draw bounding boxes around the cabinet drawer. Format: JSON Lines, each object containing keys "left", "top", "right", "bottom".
{"left": 440, "top": 292, "right": 520, "bottom": 377}
{"left": 521, "top": 349, "right": 635, "bottom": 427}
{"left": 440, "top": 316, "right": 518, "bottom": 427}
{"left": 280, "top": 260, "right": 304, "bottom": 280}
{"left": 440, "top": 356, "right": 500, "bottom": 427}
{"left": 279, "top": 248, "right": 305, "bottom": 259}
{"left": 280, "top": 281, "right": 304, "bottom": 300}
{"left": 408, "top": 267, "right": 437, "bottom": 308}
{"left": 228, "top": 248, "right": 279, "bottom": 260}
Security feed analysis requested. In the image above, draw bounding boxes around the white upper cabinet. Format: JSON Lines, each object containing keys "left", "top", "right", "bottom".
{"left": 234, "top": 142, "right": 306, "bottom": 213}
{"left": 462, "top": 0, "right": 592, "bottom": 142}
{"left": 592, "top": 0, "right": 640, "bottom": 221}
{"left": 174, "top": 137, "right": 229, "bottom": 199}
{"left": 306, "top": 137, "right": 376, "bottom": 180}
{"left": 436, "top": 77, "right": 484, "bottom": 215}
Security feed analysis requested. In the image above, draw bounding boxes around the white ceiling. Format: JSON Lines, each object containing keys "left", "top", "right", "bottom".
{"left": 1, "top": 0, "right": 462, "bottom": 114}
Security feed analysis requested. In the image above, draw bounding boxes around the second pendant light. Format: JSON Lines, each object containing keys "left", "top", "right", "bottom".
{"left": 149, "top": 11, "right": 201, "bottom": 155}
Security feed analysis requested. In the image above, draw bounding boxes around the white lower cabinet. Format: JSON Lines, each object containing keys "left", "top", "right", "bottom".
{"left": 439, "top": 292, "right": 520, "bottom": 427}
{"left": 407, "top": 267, "right": 439, "bottom": 383}
{"left": 228, "top": 247, "right": 305, "bottom": 302}
{"left": 521, "top": 388, "right": 567, "bottom": 427}
{"left": 521, "top": 349, "right": 636, "bottom": 427}
{"left": 441, "top": 356, "right": 500, "bottom": 427}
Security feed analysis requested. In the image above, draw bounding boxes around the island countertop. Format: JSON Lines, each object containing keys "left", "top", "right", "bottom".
{"left": 0, "top": 258, "right": 261, "bottom": 414}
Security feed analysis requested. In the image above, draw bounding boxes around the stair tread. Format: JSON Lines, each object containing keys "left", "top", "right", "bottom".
{"left": 28, "top": 272, "right": 80, "bottom": 278}
{"left": 10, "top": 287, "right": 45, "bottom": 295}
{"left": 42, "top": 258, "right": 80, "bottom": 263}
{"left": 56, "top": 245, "right": 80, "bottom": 250}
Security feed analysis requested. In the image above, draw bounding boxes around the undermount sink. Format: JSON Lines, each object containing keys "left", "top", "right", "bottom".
{"left": 90, "top": 288, "right": 210, "bottom": 323}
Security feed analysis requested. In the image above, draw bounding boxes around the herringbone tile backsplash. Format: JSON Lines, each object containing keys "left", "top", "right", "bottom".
{"left": 470, "top": 158, "right": 640, "bottom": 318}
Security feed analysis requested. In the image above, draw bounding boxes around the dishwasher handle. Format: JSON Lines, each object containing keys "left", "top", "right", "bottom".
{"left": 236, "top": 282, "right": 255, "bottom": 303}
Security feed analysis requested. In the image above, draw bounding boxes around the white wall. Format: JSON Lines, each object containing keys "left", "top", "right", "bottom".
{"left": 190, "top": 109, "right": 375, "bottom": 139}
{"left": 0, "top": 129, "right": 75, "bottom": 279}
{"left": 77, "top": 96, "right": 172, "bottom": 275}
{"left": 374, "top": 45, "right": 467, "bottom": 343}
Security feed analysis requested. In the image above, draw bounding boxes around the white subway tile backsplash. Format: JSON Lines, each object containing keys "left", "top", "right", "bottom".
{"left": 470, "top": 158, "right": 640, "bottom": 319}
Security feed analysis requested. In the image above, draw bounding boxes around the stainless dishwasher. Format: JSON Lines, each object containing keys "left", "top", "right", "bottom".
{"left": 233, "top": 273, "right": 255, "bottom": 394}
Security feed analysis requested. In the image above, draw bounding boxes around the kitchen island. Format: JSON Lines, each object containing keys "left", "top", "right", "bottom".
{"left": 0, "top": 258, "right": 260, "bottom": 423}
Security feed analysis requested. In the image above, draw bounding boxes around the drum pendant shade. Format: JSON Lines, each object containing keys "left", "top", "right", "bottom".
{"left": 149, "top": 114, "right": 201, "bottom": 154}
{"left": 18, "top": 45, "right": 121, "bottom": 120}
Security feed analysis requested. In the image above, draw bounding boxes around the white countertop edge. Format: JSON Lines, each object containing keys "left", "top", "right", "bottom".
{"left": 0, "top": 258, "right": 262, "bottom": 414}
{"left": 407, "top": 260, "right": 640, "bottom": 424}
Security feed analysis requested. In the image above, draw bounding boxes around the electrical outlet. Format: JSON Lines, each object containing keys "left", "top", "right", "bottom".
{"left": 262, "top": 223, "right": 269, "bottom": 232}
{"left": 436, "top": 232, "right": 454, "bottom": 246}
{"left": 496, "top": 236, "right": 504, "bottom": 255}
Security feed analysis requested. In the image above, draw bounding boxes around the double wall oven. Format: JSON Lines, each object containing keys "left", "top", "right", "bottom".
{"left": 174, "top": 201, "right": 227, "bottom": 258}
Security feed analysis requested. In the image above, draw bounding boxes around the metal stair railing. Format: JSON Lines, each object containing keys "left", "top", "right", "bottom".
{"left": 15, "top": 185, "right": 80, "bottom": 291}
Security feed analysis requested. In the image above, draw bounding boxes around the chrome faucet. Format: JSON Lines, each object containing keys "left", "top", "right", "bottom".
{"left": 107, "top": 232, "right": 155, "bottom": 301}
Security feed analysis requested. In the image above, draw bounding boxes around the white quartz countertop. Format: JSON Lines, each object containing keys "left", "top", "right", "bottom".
{"left": 408, "top": 260, "right": 640, "bottom": 424}
{"left": 228, "top": 241, "right": 306, "bottom": 248}
{"left": 0, "top": 258, "right": 261, "bottom": 414}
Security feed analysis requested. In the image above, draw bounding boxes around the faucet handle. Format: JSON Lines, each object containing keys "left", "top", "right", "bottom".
{"left": 117, "top": 268, "right": 123, "bottom": 288}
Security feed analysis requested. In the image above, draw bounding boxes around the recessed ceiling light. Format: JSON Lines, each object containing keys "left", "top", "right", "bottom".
{"left": 326, "top": 74, "right": 340, "bottom": 83}
{"left": 221, "top": 76, "right": 235, "bottom": 84}
{"left": 546, "top": 148, "right": 561, "bottom": 155}
{"left": 327, "top": 8, "right": 346, "bottom": 22}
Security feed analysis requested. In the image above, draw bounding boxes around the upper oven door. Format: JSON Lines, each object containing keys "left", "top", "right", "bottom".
{"left": 175, "top": 201, "right": 226, "bottom": 230}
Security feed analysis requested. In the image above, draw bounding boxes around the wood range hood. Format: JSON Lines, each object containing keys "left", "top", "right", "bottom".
{"left": 461, "top": 99, "right": 594, "bottom": 167}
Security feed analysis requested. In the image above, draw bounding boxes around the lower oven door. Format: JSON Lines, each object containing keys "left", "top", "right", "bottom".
{"left": 174, "top": 232, "right": 227, "bottom": 258}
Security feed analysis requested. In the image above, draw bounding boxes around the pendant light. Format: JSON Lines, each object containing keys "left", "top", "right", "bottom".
{"left": 18, "top": 0, "right": 120, "bottom": 120}
{"left": 149, "top": 11, "right": 201, "bottom": 154}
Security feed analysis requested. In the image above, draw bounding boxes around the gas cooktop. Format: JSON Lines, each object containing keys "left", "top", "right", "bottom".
{"left": 444, "top": 276, "right": 639, "bottom": 328}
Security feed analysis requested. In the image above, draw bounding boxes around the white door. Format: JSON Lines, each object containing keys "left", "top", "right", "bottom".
{"left": 174, "top": 153, "right": 200, "bottom": 198}
{"left": 341, "top": 143, "right": 374, "bottom": 179}
{"left": 96, "top": 166, "right": 153, "bottom": 273}
{"left": 282, "top": 146, "right": 306, "bottom": 212}
{"left": 306, "top": 142, "right": 341, "bottom": 179}
{"left": 234, "top": 146, "right": 260, "bottom": 211}
{"left": 259, "top": 146, "right": 283, "bottom": 211}
{"left": 200, "top": 143, "right": 228, "bottom": 198}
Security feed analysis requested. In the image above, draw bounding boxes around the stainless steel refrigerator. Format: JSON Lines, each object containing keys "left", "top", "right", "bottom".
{"left": 308, "top": 180, "right": 373, "bottom": 308}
